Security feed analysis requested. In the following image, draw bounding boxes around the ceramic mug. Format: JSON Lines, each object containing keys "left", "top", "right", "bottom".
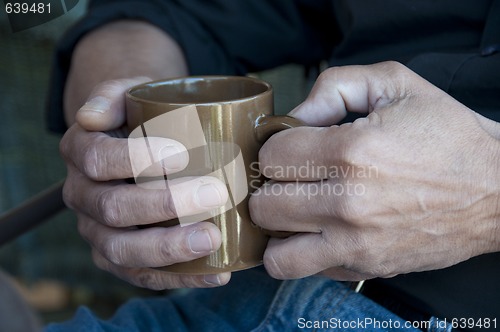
{"left": 126, "top": 76, "right": 302, "bottom": 274}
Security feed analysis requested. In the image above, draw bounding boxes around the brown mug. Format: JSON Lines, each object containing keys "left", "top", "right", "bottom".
{"left": 125, "top": 76, "right": 303, "bottom": 274}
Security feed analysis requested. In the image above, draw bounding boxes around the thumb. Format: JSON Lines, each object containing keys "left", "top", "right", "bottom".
{"left": 288, "top": 61, "right": 413, "bottom": 126}
{"left": 76, "top": 76, "right": 152, "bottom": 132}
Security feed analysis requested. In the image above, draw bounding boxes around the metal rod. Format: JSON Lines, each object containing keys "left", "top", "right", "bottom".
{"left": 0, "top": 180, "right": 66, "bottom": 247}
{"left": 354, "top": 280, "right": 365, "bottom": 293}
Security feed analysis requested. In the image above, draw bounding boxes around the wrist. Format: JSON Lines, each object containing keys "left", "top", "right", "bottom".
{"left": 64, "top": 19, "right": 188, "bottom": 126}
{"left": 473, "top": 112, "right": 500, "bottom": 253}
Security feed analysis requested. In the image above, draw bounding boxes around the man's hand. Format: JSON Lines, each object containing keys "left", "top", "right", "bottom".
{"left": 249, "top": 61, "right": 500, "bottom": 281}
{"left": 60, "top": 78, "right": 231, "bottom": 289}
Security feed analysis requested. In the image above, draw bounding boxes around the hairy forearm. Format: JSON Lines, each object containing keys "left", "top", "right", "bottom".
{"left": 64, "top": 20, "right": 188, "bottom": 125}
{"left": 490, "top": 140, "right": 500, "bottom": 253}
{"left": 492, "top": 151, "right": 500, "bottom": 253}
{"left": 491, "top": 125, "right": 500, "bottom": 252}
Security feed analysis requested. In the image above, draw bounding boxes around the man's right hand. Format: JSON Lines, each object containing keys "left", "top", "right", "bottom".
{"left": 60, "top": 78, "right": 231, "bottom": 290}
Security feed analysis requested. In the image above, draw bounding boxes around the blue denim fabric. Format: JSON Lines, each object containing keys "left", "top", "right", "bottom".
{"left": 44, "top": 267, "right": 453, "bottom": 332}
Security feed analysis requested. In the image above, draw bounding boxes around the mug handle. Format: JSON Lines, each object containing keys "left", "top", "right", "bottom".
{"left": 254, "top": 115, "right": 305, "bottom": 142}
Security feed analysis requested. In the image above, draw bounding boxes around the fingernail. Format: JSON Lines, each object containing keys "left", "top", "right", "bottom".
{"left": 158, "top": 145, "right": 187, "bottom": 171}
{"left": 195, "top": 184, "right": 227, "bottom": 208}
{"left": 79, "top": 96, "right": 111, "bottom": 113}
{"left": 188, "top": 229, "right": 214, "bottom": 253}
{"left": 204, "top": 274, "right": 221, "bottom": 286}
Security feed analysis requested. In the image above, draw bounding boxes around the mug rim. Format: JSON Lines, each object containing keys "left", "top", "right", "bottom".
{"left": 126, "top": 75, "right": 273, "bottom": 106}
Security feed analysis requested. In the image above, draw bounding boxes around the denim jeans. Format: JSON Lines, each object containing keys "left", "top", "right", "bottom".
{"left": 44, "top": 267, "right": 453, "bottom": 332}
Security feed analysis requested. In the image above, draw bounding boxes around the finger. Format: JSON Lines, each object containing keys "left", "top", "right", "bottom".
{"left": 258, "top": 121, "right": 379, "bottom": 181}
{"left": 288, "top": 61, "right": 420, "bottom": 126}
{"left": 249, "top": 180, "right": 341, "bottom": 233}
{"left": 78, "top": 216, "right": 222, "bottom": 268}
{"left": 60, "top": 124, "right": 189, "bottom": 181}
{"left": 263, "top": 233, "right": 343, "bottom": 279}
{"left": 76, "top": 77, "right": 152, "bottom": 131}
{"left": 65, "top": 172, "right": 228, "bottom": 227}
{"left": 264, "top": 224, "right": 380, "bottom": 281}
{"left": 258, "top": 126, "right": 335, "bottom": 181}
{"left": 91, "top": 249, "right": 231, "bottom": 290}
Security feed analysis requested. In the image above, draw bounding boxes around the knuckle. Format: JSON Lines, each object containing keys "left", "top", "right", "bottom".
{"left": 317, "top": 66, "right": 355, "bottom": 88}
{"left": 184, "top": 275, "right": 227, "bottom": 288}
{"left": 59, "top": 133, "right": 71, "bottom": 160}
{"left": 248, "top": 195, "right": 263, "bottom": 225}
{"left": 263, "top": 250, "right": 288, "bottom": 279}
{"left": 135, "top": 272, "right": 167, "bottom": 290}
{"left": 335, "top": 194, "right": 374, "bottom": 228}
{"left": 380, "top": 60, "right": 406, "bottom": 72}
{"left": 155, "top": 238, "right": 178, "bottom": 263}
{"left": 333, "top": 194, "right": 357, "bottom": 222}
{"left": 162, "top": 191, "right": 179, "bottom": 220}
{"left": 101, "top": 234, "right": 127, "bottom": 266}
{"left": 80, "top": 142, "right": 101, "bottom": 180}
{"left": 134, "top": 271, "right": 205, "bottom": 290}
{"left": 340, "top": 232, "right": 389, "bottom": 277}
{"left": 333, "top": 133, "right": 381, "bottom": 225}
{"left": 341, "top": 133, "right": 375, "bottom": 168}
{"left": 94, "top": 79, "right": 125, "bottom": 96}
{"left": 76, "top": 219, "right": 90, "bottom": 242}
{"left": 375, "top": 61, "right": 410, "bottom": 81}
{"left": 336, "top": 188, "right": 361, "bottom": 215}
{"left": 61, "top": 179, "right": 75, "bottom": 210}
{"left": 257, "top": 147, "right": 271, "bottom": 175}
{"left": 317, "top": 66, "right": 336, "bottom": 84}
{"left": 91, "top": 249, "right": 110, "bottom": 271}
{"left": 59, "top": 125, "right": 80, "bottom": 161}
{"left": 377, "top": 61, "right": 414, "bottom": 94}
{"left": 366, "top": 262, "right": 392, "bottom": 278}
{"left": 173, "top": 276, "right": 202, "bottom": 289}
{"left": 96, "top": 190, "right": 124, "bottom": 227}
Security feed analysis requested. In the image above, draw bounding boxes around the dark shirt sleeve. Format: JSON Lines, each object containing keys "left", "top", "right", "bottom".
{"left": 407, "top": 52, "right": 500, "bottom": 121}
{"left": 329, "top": 0, "right": 500, "bottom": 123}
{"left": 405, "top": 0, "right": 500, "bottom": 121}
{"left": 406, "top": 0, "right": 500, "bottom": 121}
{"left": 46, "top": 0, "right": 336, "bottom": 133}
